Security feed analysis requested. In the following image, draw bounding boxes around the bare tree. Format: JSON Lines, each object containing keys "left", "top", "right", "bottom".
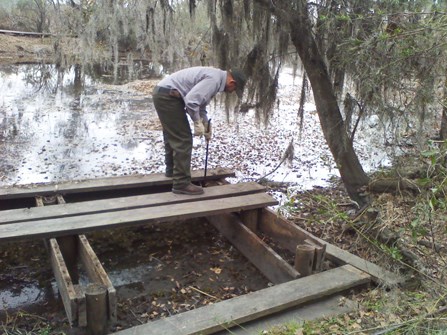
{"left": 264, "top": 0, "right": 369, "bottom": 206}
{"left": 202, "top": 0, "right": 370, "bottom": 206}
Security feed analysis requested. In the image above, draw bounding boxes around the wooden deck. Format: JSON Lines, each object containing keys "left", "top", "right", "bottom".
{"left": 0, "top": 182, "right": 275, "bottom": 242}
{"left": 0, "top": 168, "right": 235, "bottom": 200}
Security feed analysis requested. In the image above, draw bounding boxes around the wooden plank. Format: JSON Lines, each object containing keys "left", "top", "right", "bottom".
{"left": 208, "top": 213, "right": 300, "bottom": 284}
{"left": 0, "top": 168, "right": 235, "bottom": 200}
{"left": 0, "top": 28, "right": 53, "bottom": 37}
{"left": 258, "top": 208, "right": 320, "bottom": 250}
{"left": 49, "top": 239, "right": 83, "bottom": 326}
{"left": 0, "top": 193, "right": 278, "bottom": 243}
{"left": 259, "top": 208, "right": 402, "bottom": 286}
{"left": 78, "top": 235, "right": 117, "bottom": 322}
{"left": 1, "top": 182, "right": 265, "bottom": 225}
{"left": 114, "top": 265, "right": 370, "bottom": 335}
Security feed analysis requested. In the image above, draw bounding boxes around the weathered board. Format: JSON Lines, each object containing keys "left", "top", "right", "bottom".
{"left": 113, "top": 265, "right": 370, "bottom": 335}
{"left": 0, "top": 193, "right": 278, "bottom": 243}
{"left": 1, "top": 182, "right": 265, "bottom": 224}
{"left": 78, "top": 235, "right": 117, "bottom": 323}
{"left": 0, "top": 168, "right": 234, "bottom": 200}
{"left": 208, "top": 213, "right": 300, "bottom": 284}
{"left": 0, "top": 28, "right": 53, "bottom": 36}
{"left": 259, "top": 208, "right": 402, "bottom": 286}
{"left": 46, "top": 195, "right": 116, "bottom": 327}
{"left": 49, "top": 239, "right": 84, "bottom": 327}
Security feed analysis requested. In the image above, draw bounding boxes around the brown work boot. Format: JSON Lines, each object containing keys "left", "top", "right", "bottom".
{"left": 172, "top": 183, "right": 204, "bottom": 195}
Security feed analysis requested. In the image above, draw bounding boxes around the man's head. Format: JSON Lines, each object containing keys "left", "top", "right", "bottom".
{"left": 225, "top": 69, "right": 247, "bottom": 99}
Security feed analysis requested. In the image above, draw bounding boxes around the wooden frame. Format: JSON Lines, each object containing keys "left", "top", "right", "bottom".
{"left": 35, "top": 195, "right": 116, "bottom": 328}
{"left": 0, "top": 170, "right": 402, "bottom": 334}
{"left": 113, "top": 265, "right": 370, "bottom": 335}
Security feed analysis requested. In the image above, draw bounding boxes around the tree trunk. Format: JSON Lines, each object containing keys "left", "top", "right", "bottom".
{"left": 441, "top": 106, "right": 447, "bottom": 140}
{"left": 258, "top": 0, "right": 370, "bottom": 206}
{"left": 440, "top": 75, "right": 447, "bottom": 140}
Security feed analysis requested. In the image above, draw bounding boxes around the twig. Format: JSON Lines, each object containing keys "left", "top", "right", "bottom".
{"left": 256, "top": 140, "right": 294, "bottom": 183}
{"left": 129, "top": 309, "right": 144, "bottom": 324}
{"left": 188, "top": 286, "right": 219, "bottom": 301}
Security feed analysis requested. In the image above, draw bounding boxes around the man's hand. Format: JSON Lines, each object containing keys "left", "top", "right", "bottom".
{"left": 193, "top": 120, "right": 205, "bottom": 137}
{"left": 203, "top": 119, "right": 212, "bottom": 141}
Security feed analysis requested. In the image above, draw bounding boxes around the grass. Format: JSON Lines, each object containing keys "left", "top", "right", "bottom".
{"left": 1, "top": 310, "right": 58, "bottom": 335}
{"left": 271, "top": 150, "right": 447, "bottom": 334}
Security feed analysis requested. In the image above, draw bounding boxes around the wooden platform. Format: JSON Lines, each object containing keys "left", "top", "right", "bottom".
{"left": 0, "top": 169, "right": 401, "bottom": 334}
{"left": 0, "top": 168, "right": 235, "bottom": 200}
{"left": 0, "top": 182, "right": 276, "bottom": 242}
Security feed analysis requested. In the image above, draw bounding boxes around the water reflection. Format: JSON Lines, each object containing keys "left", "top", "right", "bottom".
{"left": 0, "top": 63, "right": 163, "bottom": 186}
{"left": 0, "top": 64, "right": 394, "bottom": 190}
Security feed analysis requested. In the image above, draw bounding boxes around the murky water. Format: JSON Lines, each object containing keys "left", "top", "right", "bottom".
{"left": 0, "top": 64, "right": 164, "bottom": 187}
{"left": 0, "top": 64, "right": 395, "bottom": 190}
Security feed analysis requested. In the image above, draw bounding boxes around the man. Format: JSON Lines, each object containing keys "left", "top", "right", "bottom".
{"left": 152, "top": 67, "right": 246, "bottom": 195}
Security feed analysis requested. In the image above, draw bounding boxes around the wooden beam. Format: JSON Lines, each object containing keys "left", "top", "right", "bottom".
{"left": 0, "top": 28, "right": 53, "bottom": 37}
{"left": 258, "top": 208, "right": 321, "bottom": 250}
{"left": 1, "top": 182, "right": 265, "bottom": 225}
{"left": 0, "top": 193, "right": 278, "bottom": 243}
{"left": 78, "top": 235, "right": 117, "bottom": 322}
{"left": 37, "top": 194, "right": 83, "bottom": 324}
{"left": 259, "top": 208, "right": 403, "bottom": 286}
{"left": 240, "top": 209, "right": 260, "bottom": 232}
{"left": 113, "top": 265, "right": 370, "bottom": 335}
{"left": 0, "top": 168, "right": 235, "bottom": 200}
{"left": 49, "top": 239, "right": 84, "bottom": 326}
{"left": 208, "top": 213, "right": 300, "bottom": 284}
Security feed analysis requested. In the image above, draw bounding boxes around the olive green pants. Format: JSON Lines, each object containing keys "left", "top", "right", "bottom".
{"left": 152, "top": 91, "right": 192, "bottom": 188}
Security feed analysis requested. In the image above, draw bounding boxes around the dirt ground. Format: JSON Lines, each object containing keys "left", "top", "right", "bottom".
{"left": 0, "top": 33, "right": 54, "bottom": 63}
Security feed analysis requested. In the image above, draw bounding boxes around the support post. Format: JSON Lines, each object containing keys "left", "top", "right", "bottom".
{"left": 85, "top": 283, "right": 108, "bottom": 335}
{"left": 240, "top": 209, "right": 260, "bottom": 232}
{"left": 55, "top": 195, "right": 79, "bottom": 283}
{"left": 305, "top": 239, "right": 326, "bottom": 271}
{"left": 294, "top": 244, "right": 315, "bottom": 277}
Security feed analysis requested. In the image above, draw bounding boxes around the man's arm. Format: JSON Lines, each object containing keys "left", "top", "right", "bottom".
{"left": 184, "top": 78, "right": 220, "bottom": 121}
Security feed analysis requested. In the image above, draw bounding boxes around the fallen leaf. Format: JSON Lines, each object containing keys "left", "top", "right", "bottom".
{"left": 210, "top": 267, "right": 222, "bottom": 274}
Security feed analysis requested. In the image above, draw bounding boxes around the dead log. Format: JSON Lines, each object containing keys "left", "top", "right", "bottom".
{"left": 0, "top": 28, "right": 53, "bottom": 37}
{"left": 368, "top": 178, "right": 420, "bottom": 194}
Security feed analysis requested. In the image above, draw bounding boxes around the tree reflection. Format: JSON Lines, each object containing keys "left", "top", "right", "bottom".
{"left": 23, "top": 63, "right": 56, "bottom": 93}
